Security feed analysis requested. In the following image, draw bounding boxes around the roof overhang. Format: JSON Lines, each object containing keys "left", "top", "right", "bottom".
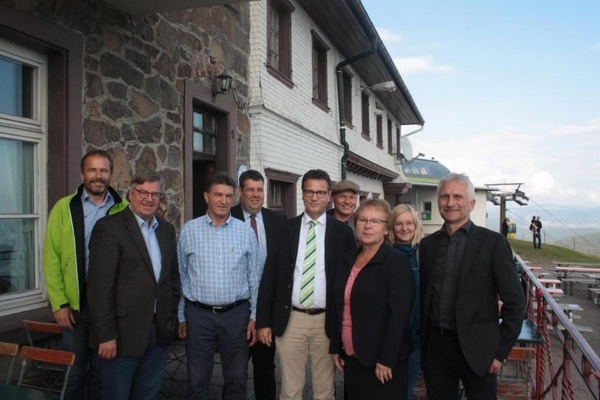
{"left": 105, "top": 0, "right": 256, "bottom": 15}
{"left": 296, "top": 0, "right": 424, "bottom": 125}
{"left": 347, "top": 152, "right": 399, "bottom": 183}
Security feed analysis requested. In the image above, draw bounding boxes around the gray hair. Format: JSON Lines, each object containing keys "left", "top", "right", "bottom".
{"left": 436, "top": 173, "right": 475, "bottom": 200}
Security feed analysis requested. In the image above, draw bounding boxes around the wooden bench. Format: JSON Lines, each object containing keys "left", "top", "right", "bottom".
{"left": 561, "top": 278, "right": 597, "bottom": 296}
{"left": 588, "top": 288, "right": 600, "bottom": 305}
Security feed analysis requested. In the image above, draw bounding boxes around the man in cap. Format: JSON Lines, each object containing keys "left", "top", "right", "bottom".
{"left": 327, "top": 179, "right": 360, "bottom": 236}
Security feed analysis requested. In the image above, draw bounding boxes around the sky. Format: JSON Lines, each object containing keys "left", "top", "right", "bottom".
{"left": 361, "top": 0, "right": 600, "bottom": 239}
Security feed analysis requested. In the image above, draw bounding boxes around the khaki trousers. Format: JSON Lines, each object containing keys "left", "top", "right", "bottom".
{"left": 275, "top": 311, "right": 334, "bottom": 400}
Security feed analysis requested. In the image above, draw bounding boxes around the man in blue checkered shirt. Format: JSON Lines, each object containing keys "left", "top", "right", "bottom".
{"left": 177, "top": 172, "right": 261, "bottom": 399}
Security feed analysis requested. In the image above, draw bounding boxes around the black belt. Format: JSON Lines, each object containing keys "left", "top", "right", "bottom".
{"left": 292, "top": 306, "right": 326, "bottom": 315}
{"left": 429, "top": 325, "right": 458, "bottom": 336}
{"left": 186, "top": 298, "right": 248, "bottom": 313}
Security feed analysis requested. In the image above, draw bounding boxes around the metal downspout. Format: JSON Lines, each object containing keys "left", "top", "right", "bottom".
{"left": 336, "top": 0, "right": 379, "bottom": 180}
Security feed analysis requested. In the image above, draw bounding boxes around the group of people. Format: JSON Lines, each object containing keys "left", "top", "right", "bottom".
{"left": 43, "top": 149, "right": 525, "bottom": 400}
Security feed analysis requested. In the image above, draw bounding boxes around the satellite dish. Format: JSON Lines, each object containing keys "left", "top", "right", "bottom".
{"left": 400, "top": 136, "right": 413, "bottom": 161}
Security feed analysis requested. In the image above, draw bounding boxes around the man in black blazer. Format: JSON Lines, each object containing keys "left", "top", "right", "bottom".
{"left": 88, "top": 170, "right": 180, "bottom": 400}
{"left": 257, "top": 169, "right": 356, "bottom": 400}
{"left": 420, "top": 173, "right": 524, "bottom": 399}
{"left": 230, "top": 169, "right": 286, "bottom": 400}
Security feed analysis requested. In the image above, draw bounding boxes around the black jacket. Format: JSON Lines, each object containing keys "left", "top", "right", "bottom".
{"left": 329, "top": 242, "right": 415, "bottom": 368}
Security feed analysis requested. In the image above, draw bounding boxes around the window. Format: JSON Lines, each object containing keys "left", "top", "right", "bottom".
{"left": 0, "top": 38, "right": 47, "bottom": 311}
{"left": 361, "top": 90, "right": 370, "bottom": 139}
{"left": 376, "top": 112, "right": 383, "bottom": 148}
{"left": 387, "top": 119, "right": 393, "bottom": 155}
{"left": 265, "top": 168, "right": 300, "bottom": 218}
{"left": 193, "top": 108, "right": 217, "bottom": 157}
{"left": 311, "top": 30, "right": 329, "bottom": 111}
{"left": 267, "top": 0, "right": 294, "bottom": 87}
{"left": 342, "top": 69, "right": 353, "bottom": 126}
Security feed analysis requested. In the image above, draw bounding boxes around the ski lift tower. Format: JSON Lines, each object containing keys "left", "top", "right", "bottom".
{"left": 485, "top": 183, "right": 529, "bottom": 233}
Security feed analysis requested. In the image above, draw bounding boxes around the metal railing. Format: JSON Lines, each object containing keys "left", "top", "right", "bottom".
{"left": 517, "top": 253, "right": 600, "bottom": 399}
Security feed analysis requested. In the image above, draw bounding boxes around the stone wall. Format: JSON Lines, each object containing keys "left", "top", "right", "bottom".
{"left": 3, "top": 0, "right": 251, "bottom": 229}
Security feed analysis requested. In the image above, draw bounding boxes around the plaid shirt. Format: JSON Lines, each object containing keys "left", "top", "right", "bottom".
{"left": 177, "top": 214, "right": 261, "bottom": 320}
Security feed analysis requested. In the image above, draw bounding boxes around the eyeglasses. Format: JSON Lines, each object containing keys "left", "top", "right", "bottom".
{"left": 302, "top": 190, "right": 328, "bottom": 199}
{"left": 134, "top": 188, "right": 164, "bottom": 200}
{"left": 356, "top": 217, "right": 387, "bottom": 227}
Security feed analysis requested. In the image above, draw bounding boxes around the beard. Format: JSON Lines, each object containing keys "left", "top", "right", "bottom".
{"left": 85, "top": 179, "right": 108, "bottom": 196}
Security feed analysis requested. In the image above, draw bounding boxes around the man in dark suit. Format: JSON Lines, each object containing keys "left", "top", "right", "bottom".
{"left": 230, "top": 169, "right": 286, "bottom": 400}
{"left": 420, "top": 173, "right": 524, "bottom": 399}
{"left": 88, "top": 170, "right": 180, "bottom": 400}
{"left": 257, "top": 169, "right": 356, "bottom": 400}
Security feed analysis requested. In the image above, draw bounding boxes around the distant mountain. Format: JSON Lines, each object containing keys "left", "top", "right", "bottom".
{"left": 486, "top": 203, "right": 600, "bottom": 242}
{"left": 551, "top": 232, "right": 600, "bottom": 257}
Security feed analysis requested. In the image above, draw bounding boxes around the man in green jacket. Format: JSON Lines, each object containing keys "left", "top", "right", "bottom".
{"left": 43, "top": 149, "right": 128, "bottom": 400}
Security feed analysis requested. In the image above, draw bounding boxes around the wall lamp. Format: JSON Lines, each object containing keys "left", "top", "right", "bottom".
{"left": 212, "top": 72, "right": 233, "bottom": 96}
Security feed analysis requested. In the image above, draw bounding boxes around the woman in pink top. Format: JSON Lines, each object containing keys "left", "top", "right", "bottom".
{"left": 329, "top": 199, "right": 415, "bottom": 399}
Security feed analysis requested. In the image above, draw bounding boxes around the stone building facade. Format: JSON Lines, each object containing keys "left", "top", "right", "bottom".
{"left": 0, "top": 0, "right": 251, "bottom": 328}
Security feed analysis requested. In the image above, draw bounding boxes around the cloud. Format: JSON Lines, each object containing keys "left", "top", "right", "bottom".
{"left": 392, "top": 56, "right": 455, "bottom": 75}
{"left": 376, "top": 27, "right": 403, "bottom": 44}
{"left": 411, "top": 123, "right": 600, "bottom": 207}
{"left": 589, "top": 44, "right": 600, "bottom": 52}
{"left": 534, "top": 117, "right": 600, "bottom": 137}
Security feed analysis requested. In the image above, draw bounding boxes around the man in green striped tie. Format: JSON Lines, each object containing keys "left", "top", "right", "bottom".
{"left": 257, "top": 169, "right": 356, "bottom": 400}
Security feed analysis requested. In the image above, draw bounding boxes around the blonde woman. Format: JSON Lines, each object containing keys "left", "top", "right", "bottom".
{"left": 392, "top": 204, "right": 423, "bottom": 400}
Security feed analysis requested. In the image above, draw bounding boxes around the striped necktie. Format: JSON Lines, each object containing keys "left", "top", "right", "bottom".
{"left": 300, "top": 220, "right": 317, "bottom": 308}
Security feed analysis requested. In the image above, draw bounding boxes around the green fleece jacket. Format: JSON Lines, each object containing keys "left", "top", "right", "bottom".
{"left": 43, "top": 184, "right": 128, "bottom": 312}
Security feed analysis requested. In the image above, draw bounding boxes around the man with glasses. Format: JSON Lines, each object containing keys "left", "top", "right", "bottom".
{"left": 231, "top": 169, "right": 286, "bottom": 400}
{"left": 88, "top": 170, "right": 180, "bottom": 400}
{"left": 43, "top": 149, "right": 128, "bottom": 400}
{"left": 257, "top": 169, "right": 356, "bottom": 400}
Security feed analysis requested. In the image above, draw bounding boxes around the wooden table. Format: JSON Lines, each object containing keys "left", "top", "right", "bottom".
{"left": 553, "top": 266, "right": 600, "bottom": 280}
{"left": 583, "top": 273, "right": 600, "bottom": 285}
{"left": 539, "top": 278, "right": 561, "bottom": 289}
{"left": 0, "top": 383, "right": 59, "bottom": 399}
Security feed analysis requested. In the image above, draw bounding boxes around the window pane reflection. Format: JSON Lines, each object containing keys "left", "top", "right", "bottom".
{"left": 0, "top": 219, "right": 35, "bottom": 294}
{"left": 0, "top": 137, "right": 34, "bottom": 213}
{"left": 0, "top": 55, "right": 34, "bottom": 118}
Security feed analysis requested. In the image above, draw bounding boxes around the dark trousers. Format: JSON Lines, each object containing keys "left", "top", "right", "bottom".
{"left": 60, "top": 305, "right": 101, "bottom": 400}
{"left": 344, "top": 355, "right": 408, "bottom": 400}
{"left": 101, "top": 326, "right": 169, "bottom": 400}
{"left": 250, "top": 341, "right": 276, "bottom": 400}
{"left": 533, "top": 233, "right": 541, "bottom": 249}
{"left": 185, "top": 301, "right": 250, "bottom": 400}
{"left": 423, "top": 328, "right": 497, "bottom": 400}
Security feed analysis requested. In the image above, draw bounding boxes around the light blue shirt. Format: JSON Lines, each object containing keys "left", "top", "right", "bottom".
{"left": 177, "top": 213, "right": 261, "bottom": 321}
{"left": 132, "top": 211, "right": 162, "bottom": 282}
{"left": 82, "top": 189, "right": 114, "bottom": 276}
{"left": 242, "top": 208, "right": 268, "bottom": 269}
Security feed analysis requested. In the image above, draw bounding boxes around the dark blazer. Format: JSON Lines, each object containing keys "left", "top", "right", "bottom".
{"left": 329, "top": 242, "right": 415, "bottom": 368}
{"left": 88, "top": 207, "right": 180, "bottom": 357}
{"left": 419, "top": 223, "right": 524, "bottom": 376}
{"left": 230, "top": 204, "right": 286, "bottom": 256}
{"left": 256, "top": 213, "right": 356, "bottom": 337}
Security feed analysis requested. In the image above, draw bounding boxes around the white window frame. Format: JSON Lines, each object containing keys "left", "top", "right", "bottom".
{"left": 0, "top": 37, "right": 48, "bottom": 316}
